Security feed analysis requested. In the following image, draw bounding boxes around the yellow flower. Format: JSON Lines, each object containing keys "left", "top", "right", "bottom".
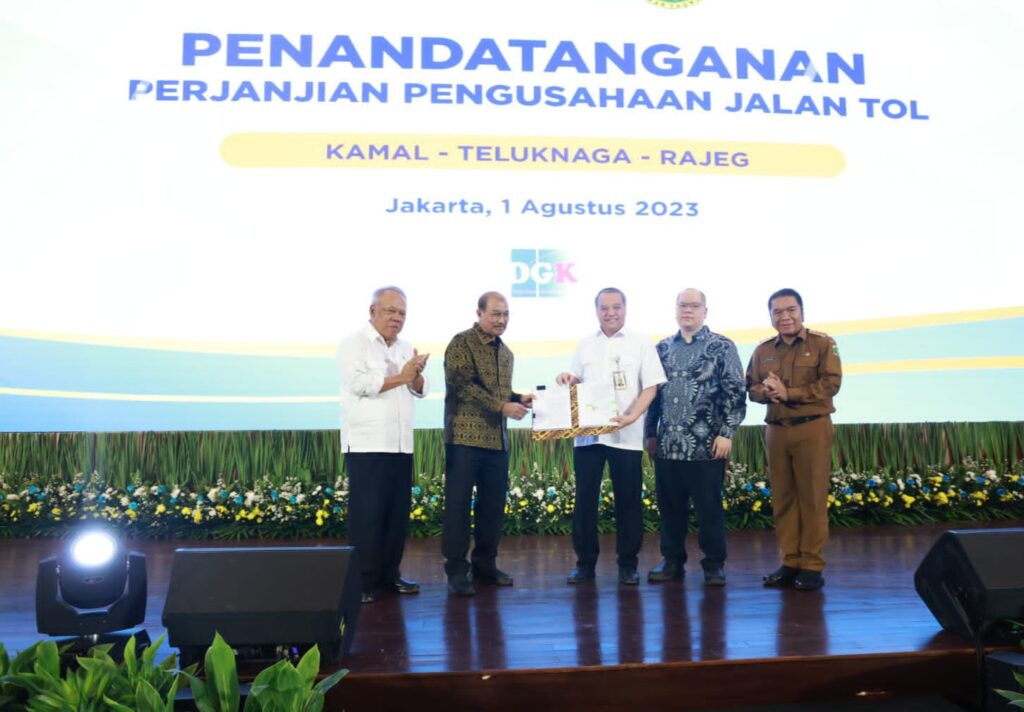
{"left": 901, "top": 494, "right": 915, "bottom": 508}
{"left": 935, "top": 492, "right": 949, "bottom": 505}
{"left": 643, "top": 498, "right": 651, "bottom": 506}
{"left": 181, "top": 506, "right": 192, "bottom": 516}
{"left": 752, "top": 500, "right": 762, "bottom": 512}
{"left": 546, "top": 504, "right": 555, "bottom": 513}
{"left": 51, "top": 507, "right": 62, "bottom": 516}
{"left": 155, "top": 504, "right": 167, "bottom": 515}
{"left": 192, "top": 509, "right": 203, "bottom": 524}
{"left": 125, "top": 509, "right": 138, "bottom": 520}
{"left": 519, "top": 499, "right": 528, "bottom": 507}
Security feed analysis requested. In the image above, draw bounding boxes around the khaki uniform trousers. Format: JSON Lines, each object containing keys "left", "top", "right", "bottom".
{"left": 765, "top": 416, "right": 834, "bottom": 572}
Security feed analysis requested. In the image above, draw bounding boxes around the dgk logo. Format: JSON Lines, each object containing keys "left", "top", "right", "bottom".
{"left": 511, "top": 249, "right": 577, "bottom": 298}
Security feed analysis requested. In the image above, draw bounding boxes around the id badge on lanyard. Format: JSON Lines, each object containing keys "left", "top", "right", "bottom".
{"left": 612, "top": 356, "right": 627, "bottom": 391}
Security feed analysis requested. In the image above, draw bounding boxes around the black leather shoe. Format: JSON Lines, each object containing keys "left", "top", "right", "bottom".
{"left": 793, "top": 570, "right": 825, "bottom": 591}
{"left": 391, "top": 576, "right": 420, "bottom": 594}
{"left": 566, "top": 566, "right": 595, "bottom": 584}
{"left": 618, "top": 566, "right": 640, "bottom": 585}
{"left": 474, "top": 568, "right": 514, "bottom": 586}
{"left": 647, "top": 559, "right": 684, "bottom": 583}
{"left": 447, "top": 574, "right": 475, "bottom": 597}
{"left": 703, "top": 568, "right": 726, "bottom": 587}
{"left": 763, "top": 565, "right": 800, "bottom": 587}
{"left": 360, "top": 592, "right": 376, "bottom": 604}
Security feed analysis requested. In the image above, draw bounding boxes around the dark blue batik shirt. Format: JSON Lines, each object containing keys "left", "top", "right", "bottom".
{"left": 643, "top": 325, "right": 747, "bottom": 461}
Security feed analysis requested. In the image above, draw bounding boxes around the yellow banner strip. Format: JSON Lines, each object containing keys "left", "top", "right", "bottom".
{"left": 2, "top": 305, "right": 1021, "bottom": 357}
{"left": 221, "top": 132, "right": 844, "bottom": 177}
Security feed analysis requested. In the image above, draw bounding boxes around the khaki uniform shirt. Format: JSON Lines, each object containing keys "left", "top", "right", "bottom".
{"left": 444, "top": 323, "right": 521, "bottom": 451}
{"left": 745, "top": 328, "right": 842, "bottom": 423}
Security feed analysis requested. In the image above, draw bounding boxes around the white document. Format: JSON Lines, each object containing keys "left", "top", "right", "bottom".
{"left": 531, "top": 386, "right": 573, "bottom": 431}
{"left": 576, "top": 382, "right": 619, "bottom": 428}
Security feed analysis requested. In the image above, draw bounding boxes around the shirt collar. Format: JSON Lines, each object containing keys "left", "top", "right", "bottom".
{"left": 595, "top": 327, "right": 627, "bottom": 340}
{"left": 673, "top": 325, "right": 710, "bottom": 343}
{"left": 363, "top": 321, "right": 391, "bottom": 346}
{"left": 774, "top": 327, "right": 808, "bottom": 347}
{"left": 472, "top": 322, "right": 500, "bottom": 346}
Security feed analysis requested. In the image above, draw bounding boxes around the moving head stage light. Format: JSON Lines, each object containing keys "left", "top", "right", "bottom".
{"left": 36, "top": 529, "right": 149, "bottom": 652}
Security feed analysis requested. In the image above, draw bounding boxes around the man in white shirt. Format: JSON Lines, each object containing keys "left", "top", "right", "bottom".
{"left": 338, "top": 286, "right": 429, "bottom": 603}
{"left": 557, "top": 287, "right": 667, "bottom": 585}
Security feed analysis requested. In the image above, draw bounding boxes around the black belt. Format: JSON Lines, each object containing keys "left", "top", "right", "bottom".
{"left": 767, "top": 414, "right": 824, "bottom": 427}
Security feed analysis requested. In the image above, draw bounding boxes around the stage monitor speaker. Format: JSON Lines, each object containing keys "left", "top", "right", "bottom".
{"left": 914, "top": 528, "right": 1024, "bottom": 638}
{"left": 162, "top": 546, "right": 361, "bottom": 665}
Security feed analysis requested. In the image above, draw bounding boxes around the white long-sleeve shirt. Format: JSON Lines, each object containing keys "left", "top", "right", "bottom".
{"left": 337, "top": 323, "right": 427, "bottom": 453}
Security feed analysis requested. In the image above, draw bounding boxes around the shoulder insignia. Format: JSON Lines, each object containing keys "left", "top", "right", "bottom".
{"left": 757, "top": 334, "right": 775, "bottom": 346}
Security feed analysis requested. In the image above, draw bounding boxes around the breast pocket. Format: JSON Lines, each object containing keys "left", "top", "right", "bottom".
{"left": 793, "top": 352, "right": 820, "bottom": 384}
{"left": 758, "top": 358, "right": 781, "bottom": 380}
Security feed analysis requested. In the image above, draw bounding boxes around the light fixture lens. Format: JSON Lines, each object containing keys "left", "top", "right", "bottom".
{"left": 70, "top": 531, "right": 118, "bottom": 567}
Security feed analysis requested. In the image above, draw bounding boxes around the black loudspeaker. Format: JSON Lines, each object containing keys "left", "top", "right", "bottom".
{"left": 914, "top": 528, "right": 1024, "bottom": 638}
{"left": 162, "top": 546, "right": 361, "bottom": 665}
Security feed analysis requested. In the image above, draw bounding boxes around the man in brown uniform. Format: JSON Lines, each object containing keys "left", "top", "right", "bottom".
{"left": 746, "top": 288, "right": 841, "bottom": 591}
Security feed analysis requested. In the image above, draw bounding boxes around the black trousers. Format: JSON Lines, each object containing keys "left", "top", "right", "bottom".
{"left": 571, "top": 444, "right": 643, "bottom": 570}
{"left": 653, "top": 457, "right": 727, "bottom": 571}
{"left": 345, "top": 452, "right": 413, "bottom": 594}
{"left": 442, "top": 444, "right": 509, "bottom": 577}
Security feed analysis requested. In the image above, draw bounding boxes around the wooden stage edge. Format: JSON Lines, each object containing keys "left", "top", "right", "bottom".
{"left": 4, "top": 522, "right": 1021, "bottom": 711}
{"left": 335, "top": 649, "right": 979, "bottom": 712}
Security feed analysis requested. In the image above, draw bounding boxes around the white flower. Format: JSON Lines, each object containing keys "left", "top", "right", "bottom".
{"left": 245, "top": 491, "right": 257, "bottom": 508}
{"left": 985, "top": 470, "right": 997, "bottom": 480}
{"left": 510, "top": 487, "right": 523, "bottom": 498}
{"left": 755, "top": 481, "right": 766, "bottom": 489}
{"left": 295, "top": 493, "right": 305, "bottom": 504}
{"left": 207, "top": 487, "right": 220, "bottom": 503}
{"left": 120, "top": 497, "right": 130, "bottom": 507}
{"left": 533, "top": 489, "right": 545, "bottom": 500}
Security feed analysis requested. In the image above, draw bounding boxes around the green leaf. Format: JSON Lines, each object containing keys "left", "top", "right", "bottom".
{"left": 204, "top": 633, "right": 240, "bottom": 712}
{"left": 134, "top": 679, "right": 165, "bottom": 712}
{"left": 312, "top": 668, "right": 348, "bottom": 695}
{"left": 181, "top": 672, "right": 217, "bottom": 712}
{"left": 295, "top": 646, "right": 320, "bottom": 689}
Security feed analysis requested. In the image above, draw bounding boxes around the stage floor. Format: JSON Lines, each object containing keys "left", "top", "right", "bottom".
{"left": 2, "top": 522, "right": 1018, "bottom": 710}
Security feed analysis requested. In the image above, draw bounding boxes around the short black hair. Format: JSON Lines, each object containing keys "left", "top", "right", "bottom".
{"left": 594, "top": 287, "right": 626, "bottom": 307}
{"left": 768, "top": 288, "right": 803, "bottom": 311}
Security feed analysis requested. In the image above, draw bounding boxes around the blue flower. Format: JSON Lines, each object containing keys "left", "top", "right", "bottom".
{"left": 37, "top": 493, "right": 46, "bottom": 500}
{"left": 234, "top": 496, "right": 244, "bottom": 504}
{"left": 27, "top": 486, "right": 39, "bottom": 495}
{"left": 867, "top": 478, "right": 878, "bottom": 487}
{"left": 98, "top": 495, "right": 107, "bottom": 504}
{"left": 271, "top": 491, "right": 279, "bottom": 501}
{"left": 411, "top": 486, "right": 422, "bottom": 496}
{"left": 220, "top": 489, "right": 228, "bottom": 499}
{"left": 170, "top": 497, "right": 178, "bottom": 505}
{"left": 430, "top": 495, "right": 438, "bottom": 504}
{"left": 842, "top": 487, "right": 852, "bottom": 495}
{"left": 325, "top": 487, "right": 334, "bottom": 495}
{"left": 922, "top": 486, "right": 931, "bottom": 494}
{"left": 976, "top": 476, "right": 986, "bottom": 485}
{"left": 157, "top": 486, "right": 166, "bottom": 494}
{"left": 886, "top": 483, "right": 898, "bottom": 492}
{"left": 127, "top": 485, "right": 135, "bottom": 492}
{"left": 997, "top": 488, "right": 1006, "bottom": 496}
{"left": 332, "top": 506, "right": 341, "bottom": 514}
{"left": 743, "top": 483, "right": 753, "bottom": 491}
{"left": 74, "top": 483, "right": 84, "bottom": 492}
{"left": 289, "top": 495, "right": 297, "bottom": 504}
{"left": 942, "top": 474, "right": 950, "bottom": 483}
{"left": 196, "top": 494, "right": 205, "bottom": 502}
{"left": 129, "top": 502, "right": 138, "bottom": 511}
{"left": 763, "top": 488, "right": 771, "bottom": 496}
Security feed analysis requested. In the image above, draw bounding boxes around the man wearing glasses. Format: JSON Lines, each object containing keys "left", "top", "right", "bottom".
{"left": 442, "top": 291, "right": 533, "bottom": 596}
{"left": 338, "top": 286, "right": 429, "bottom": 604}
{"left": 746, "top": 288, "right": 842, "bottom": 591}
{"left": 644, "top": 288, "right": 746, "bottom": 586}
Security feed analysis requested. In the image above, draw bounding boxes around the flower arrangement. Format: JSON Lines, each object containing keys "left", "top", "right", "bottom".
{"left": 2, "top": 458, "right": 1021, "bottom": 540}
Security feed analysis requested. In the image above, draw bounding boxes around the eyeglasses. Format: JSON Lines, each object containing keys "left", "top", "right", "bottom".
{"left": 676, "top": 302, "right": 705, "bottom": 311}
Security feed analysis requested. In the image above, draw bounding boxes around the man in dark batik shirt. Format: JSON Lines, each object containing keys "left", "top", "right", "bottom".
{"left": 644, "top": 288, "right": 746, "bottom": 586}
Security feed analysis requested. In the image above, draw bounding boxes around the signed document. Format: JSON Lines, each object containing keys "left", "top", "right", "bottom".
{"left": 575, "top": 381, "right": 618, "bottom": 427}
{"left": 531, "top": 386, "right": 573, "bottom": 431}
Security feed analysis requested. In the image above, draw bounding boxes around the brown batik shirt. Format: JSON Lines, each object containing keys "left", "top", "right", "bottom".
{"left": 444, "top": 323, "right": 523, "bottom": 451}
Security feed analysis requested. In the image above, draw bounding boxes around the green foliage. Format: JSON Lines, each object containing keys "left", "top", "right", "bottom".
{"left": 3, "top": 424, "right": 1022, "bottom": 491}
{"left": 182, "top": 633, "right": 347, "bottom": 712}
{"left": 0, "top": 635, "right": 181, "bottom": 711}
{"left": 995, "top": 670, "right": 1024, "bottom": 708}
{"left": 0, "top": 634, "right": 346, "bottom": 712}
